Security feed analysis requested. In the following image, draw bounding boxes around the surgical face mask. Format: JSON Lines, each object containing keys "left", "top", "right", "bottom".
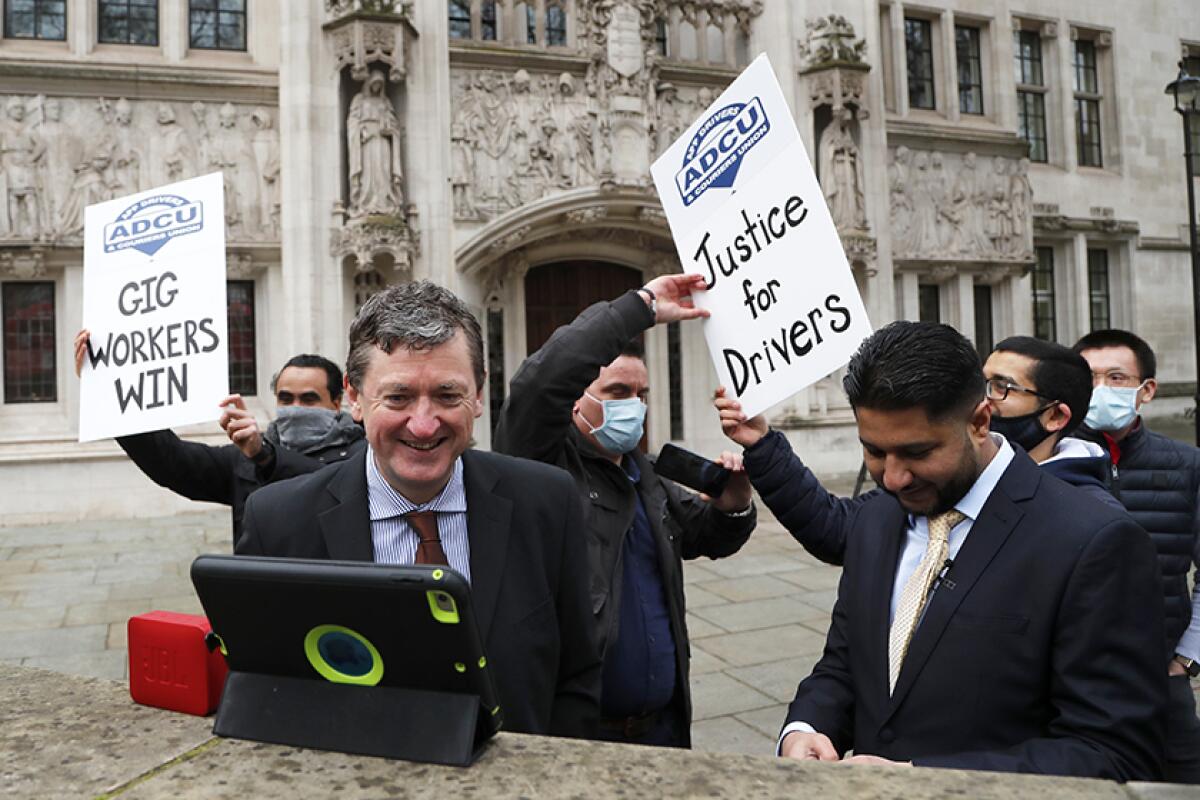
{"left": 1084, "top": 384, "right": 1144, "bottom": 432}
{"left": 989, "top": 407, "right": 1052, "bottom": 452}
{"left": 580, "top": 391, "right": 646, "bottom": 454}
{"left": 271, "top": 406, "right": 338, "bottom": 452}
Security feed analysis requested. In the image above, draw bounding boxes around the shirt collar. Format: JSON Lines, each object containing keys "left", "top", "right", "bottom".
{"left": 365, "top": 444, "right": 466, "bottom": 521}
{"left": 907, "top": 432, "right": 1014, "bottom": 526}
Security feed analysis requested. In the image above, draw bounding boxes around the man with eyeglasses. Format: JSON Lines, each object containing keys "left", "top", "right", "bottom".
{"left": 983, "top": 337, "right": 1121, "bottom": 510}
{"left": 1073, "top": 329, "right": 1200, "bottom": 784}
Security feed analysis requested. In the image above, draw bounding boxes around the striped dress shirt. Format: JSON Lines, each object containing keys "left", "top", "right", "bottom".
{"left": 365, "top": 445, "right": 471, "bottom": 583}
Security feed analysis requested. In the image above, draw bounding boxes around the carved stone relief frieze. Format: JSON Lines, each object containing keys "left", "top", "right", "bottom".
{"left": 0, "top": 93, "right": 281, "bottom": 245}
{"left": 889, "top": 147, "right": 1034, "bottom": 263}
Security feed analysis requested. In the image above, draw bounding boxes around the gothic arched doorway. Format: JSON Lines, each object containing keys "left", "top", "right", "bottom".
{"left": 524, "top": 260, "right": 642, "bottom": 353}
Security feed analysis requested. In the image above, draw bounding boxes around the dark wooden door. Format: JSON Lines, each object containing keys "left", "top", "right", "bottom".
{"left": 524, "top": 261, "right": 642, "bottom": 354}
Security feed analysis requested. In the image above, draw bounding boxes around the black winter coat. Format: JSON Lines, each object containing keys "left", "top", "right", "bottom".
{"left": 492, "top": 290, "right": 756, "bottom": 745}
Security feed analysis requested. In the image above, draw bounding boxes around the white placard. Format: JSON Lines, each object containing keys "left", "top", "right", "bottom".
{"left": 79, "top": 172, "right": 228, "bottom": 442}
{"left": 650, "top": 55, "right": 872, "bottom": 419}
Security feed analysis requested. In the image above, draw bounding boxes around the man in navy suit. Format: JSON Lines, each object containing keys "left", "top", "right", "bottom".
{"left": 717, "top": 321, "right": 1166, "bottom": 780}
{"left": 237, "top": 281, "right": 600, "bottom": 739}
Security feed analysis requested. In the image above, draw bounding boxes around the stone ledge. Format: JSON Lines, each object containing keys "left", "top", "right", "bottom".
{"left": 5, "top": 663, "right": 1192, "bottom": 799}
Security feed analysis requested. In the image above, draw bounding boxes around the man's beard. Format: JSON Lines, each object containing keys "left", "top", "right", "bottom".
{"left": 900, "top": 437, "right": 981, "bottom": 518}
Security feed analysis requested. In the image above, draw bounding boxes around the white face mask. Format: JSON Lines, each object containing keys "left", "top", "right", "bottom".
{"left": 1084, "top": 382, "right": 1146, "bottom": 432}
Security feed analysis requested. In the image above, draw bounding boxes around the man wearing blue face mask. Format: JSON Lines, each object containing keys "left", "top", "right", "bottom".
{"left": 74, "top": 333, "right": 364, "bottom": 546}
{"left": 494, "top": 274, "right": 757, "bottom": 748}
{"left": 1074, "top": 329, "right": 1200, "bottom": 784}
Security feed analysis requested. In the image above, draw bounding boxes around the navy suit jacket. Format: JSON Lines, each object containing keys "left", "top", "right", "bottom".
{"left": 236, "top": 447, "right": 602, "bottom": 740}
{"left": 786, "top": 450, "right": 1167, "bottom": 780}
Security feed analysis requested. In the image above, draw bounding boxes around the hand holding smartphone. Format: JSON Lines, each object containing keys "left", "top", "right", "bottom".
{"left": 654, "top": 443, "right": 732, "bottom": 497}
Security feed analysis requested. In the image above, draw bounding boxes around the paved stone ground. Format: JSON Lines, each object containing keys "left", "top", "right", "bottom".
{"left": 1, "top": 503, "right": 1197, "bottom": 759}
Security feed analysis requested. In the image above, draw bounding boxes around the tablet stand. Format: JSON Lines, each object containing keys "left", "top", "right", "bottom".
{"left": 214, "top": 671, "right": 490, "bottom": 766}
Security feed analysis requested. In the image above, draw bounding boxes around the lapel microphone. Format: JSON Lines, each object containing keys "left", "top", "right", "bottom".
{"left": 935, "top": 558, "right": 956, "bottom": 592}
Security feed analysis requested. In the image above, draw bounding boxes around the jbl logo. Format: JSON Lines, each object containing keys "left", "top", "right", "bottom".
{"left": 138, "top": 645, "right": 191, "bottom": 688}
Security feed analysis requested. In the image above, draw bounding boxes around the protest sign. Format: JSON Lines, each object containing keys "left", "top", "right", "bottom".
{"left": 78, "top": 172, "right": 228, "bottom": 442}
{"left": 650, "top": 55, "right": 872, "bottom": 419}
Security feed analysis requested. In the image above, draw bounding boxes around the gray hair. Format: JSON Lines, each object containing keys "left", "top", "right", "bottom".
{"left": 346, "top": 281, "right": 485, "bottom": 391}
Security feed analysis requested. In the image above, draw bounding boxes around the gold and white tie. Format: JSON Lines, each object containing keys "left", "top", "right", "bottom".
{"left": 887, "top": 509, "right": 967, "bottom": 694}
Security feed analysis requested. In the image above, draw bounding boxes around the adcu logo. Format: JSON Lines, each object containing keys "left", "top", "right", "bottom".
{"left": 674, "top": 98, "right": 770, "bottom": 207}
{"left": 103, "top": 194, "right": 204, "bottom": 257}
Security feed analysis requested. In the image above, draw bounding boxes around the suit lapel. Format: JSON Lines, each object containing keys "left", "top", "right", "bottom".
{"left": 463, "top": 450, "right": 513, "bottom": 644}
{"left": 867, "top": 501, "right": 908, "bottom": 699}
{"left": 884, "top": 455, "right": 1038, "bottom": 718}
{"left": 318, "top": 449, "right": 374, "bottom": 561}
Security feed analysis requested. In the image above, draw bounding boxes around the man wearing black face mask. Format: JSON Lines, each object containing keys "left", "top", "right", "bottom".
{"left": 74, "top": 333, "right": 364, "bottom": 545}
{"left": 982, "top": 337, "right": 1122, "bottom": 511}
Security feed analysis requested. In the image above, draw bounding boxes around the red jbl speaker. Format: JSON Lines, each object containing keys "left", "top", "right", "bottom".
{"left": 128, "top": 611, "right": 228, "bottom": 716}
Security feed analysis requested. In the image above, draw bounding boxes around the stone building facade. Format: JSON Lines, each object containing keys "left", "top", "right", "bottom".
{"left": 1, "top": 0, "right": 1198, "bottom": 523}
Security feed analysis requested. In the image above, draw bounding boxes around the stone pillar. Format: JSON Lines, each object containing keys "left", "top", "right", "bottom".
{"left": 899, "top": 271, "right": 920, "bottom": 320}
{"left": 889, "top": 4, "right": 908, "bottom": 116}
{"left": 1072, "top": 233, "right": 1090, "bottom": 335}
{"left": 940, "top": 9, "right": 958, "bottom": 121}
{"left": 953, "top": 272, "right": 975, "bottom": 342}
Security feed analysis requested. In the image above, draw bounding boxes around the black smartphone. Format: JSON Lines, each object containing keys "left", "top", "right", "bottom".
{"left": 655, "top": 443, "right": 732, "bottom": 497}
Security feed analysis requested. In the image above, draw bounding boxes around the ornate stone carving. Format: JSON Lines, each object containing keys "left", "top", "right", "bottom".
{"left": 1, "top": 94, "right": 281, "bottom": 245}
{"left": 0, "top": 248, "right": 46, "bottom": 278}
{"left": 330, "top": 214, "right": 417, "bottom": 273}
{"left": 929, "top": 264, "right": 957, "bottom": 283}
{"left": 226, "top": 251, "right": 260, "bottom": 279}
{"left": 489, "top": 225, "right": 533, "bottom": 254}
{"left": 565, "top": 206, "right": 609, "bottom": 225}
{"left": 798, "top": 14, "right": 867, "bottom": 68}
{"left": 346, "top": 69, "right": 404, "bottom": 219}
{"left": 0, "top": 97, "right": 45, "bottom": 240}
{"left": 889, "top": 148, "right": 1033, "bottom": 263}
{"left": 842, "top": 233, "right": 877, "bottom": 275}
{"left": 326, "top": 4, "right": 413, "bottom": 82}
{"left": 637, "top": 205, "right": 668, "bottom": 227}
{"left": 818, "top": 108, "right": 867, "bottom": 232}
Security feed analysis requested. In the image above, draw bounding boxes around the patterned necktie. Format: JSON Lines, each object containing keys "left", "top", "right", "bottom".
{"left": 406, "top": 511, "right": 448, "bottom": 566}
{"left": 887, "top": 508, "right": 967, "bottom": 694}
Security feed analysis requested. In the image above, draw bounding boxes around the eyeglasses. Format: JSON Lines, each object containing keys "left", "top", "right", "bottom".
{"left": 1090, "top": 371, "right": 1143, "bottom": 388}
{"left": 985, "top": 378, "right": 1053, "bottom": 403}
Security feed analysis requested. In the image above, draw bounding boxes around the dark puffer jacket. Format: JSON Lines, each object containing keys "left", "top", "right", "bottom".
{"left": 1079, "top": 421, "right": 1200, "bottom": 651}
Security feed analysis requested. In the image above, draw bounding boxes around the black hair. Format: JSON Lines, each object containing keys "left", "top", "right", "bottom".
{"left": 843, "top": 321, "right": 984, "bottom": 420}
{"left": 992, "top": 336, "right": 1092, "bottom": 437}
{"left": 271, "top": 354, "right": 344, "bottom": 402}
{"left": 1072, "top": 329, "right": 1157, "bottom": 380}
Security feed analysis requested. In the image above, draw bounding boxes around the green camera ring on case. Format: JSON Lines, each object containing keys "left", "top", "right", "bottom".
{"left": 303, "top": 624, "right": 384, "bottom": 686}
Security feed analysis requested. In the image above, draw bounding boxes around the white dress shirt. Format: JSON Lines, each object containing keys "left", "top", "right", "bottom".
{"left": 365, "top": 444, "right": 472, "bottom": 583}
{"left": 778, "top": 434, "right": 1014, "bottom": 753}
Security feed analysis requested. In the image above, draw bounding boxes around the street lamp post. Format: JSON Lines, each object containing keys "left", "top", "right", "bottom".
{"left": 1166, "top": 62, "right": 1200, "bottom": 446}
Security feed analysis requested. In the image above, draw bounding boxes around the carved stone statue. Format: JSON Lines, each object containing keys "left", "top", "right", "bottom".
{"left": 105, "top": 97, "right": 143, "bottom": 195}
{"left": 147, "top": 103, "right": 192, "bottom": 187}
{"left": 347, "top": 69, "right": 404, "bottom": 217}
{"left": 1008, "top": 157, "right": 1033, "bottom": 256}
{"left": 450, "top": 122, "right": 476, "bottom": 219}
{"left": 818, "top": 108, "right": 866, "bottom": 231}
{"left": 34, "top": 96, "right": 74, "bottom": 238}
{"left": 653, "top": 81, "right": 683, "bottom": 158}
{"left": 59, "top": 148, "right": 115, "bottom": 236}
{"left": 909, "top": 151, "right": 939, "bottom": 256}
{"left": 889, "top": 145, "right": 912, "bottom": 248}
{"left": 0, "top": 97, "right": 46, "bottom": 239}
{"left": 988, "top": 158, "right": 1014, "bottom": 254}
{"left": 204, "top": 102, "right": 249, "bottom": 231}
{"left": 249, "top": 107, "right": 280, "bottom": 236}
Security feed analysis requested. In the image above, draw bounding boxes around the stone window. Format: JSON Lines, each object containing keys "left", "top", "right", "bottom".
{"left": 918, "top": 284, "right": 940, "bottom": 323}
{"left": 2, "top": 282, "right": 56, "bottom": 404}
{"left": 480, "top": 1, "right": 497, "bottom": 41}
{"left": 654, "top": 18, "right": 667, "bottom": 57}
{"left": 705, "top": 21, "right": 724, "bottom": 64}
{"left": 99, "top": 0, "right": 158, "bottom": 46}
{"left": 1032, "top": 246, "right": 1056, "bottom": 341}
{"left": 5, "top": 0, "right": 66, "bottom": 41}
{"left": 1073, "top": 39, "right": 1102, "bottom": 167}
{"left": 226, "top": 280, "right": 256, "bottom": 397}
{"left": 905, "top": 18, "right": 936, "bottom": 110}
{"left": 353, "top": 270, "right": 385, "bottom": 312}
{"left": 1087, "top": 247, "right": 1110, "bottom": 330}
{"left": 1014, "top": 29, "right": 1048, "bottom": 163}
{"left": 955, "top": 25, "right": 983, "bottom": 115}
{"left": 448, "top": 1, "right": 471, "bottom": 40}
{"left": 188, "top": 0, "right": 245, "bottom": 52}
{"left": 545, "top": 1, "right": 566, "bottom": 47}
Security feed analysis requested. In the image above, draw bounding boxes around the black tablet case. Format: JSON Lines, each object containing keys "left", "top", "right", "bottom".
{"left": 191, "top": 554, "right": 502, "bottom": 766}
